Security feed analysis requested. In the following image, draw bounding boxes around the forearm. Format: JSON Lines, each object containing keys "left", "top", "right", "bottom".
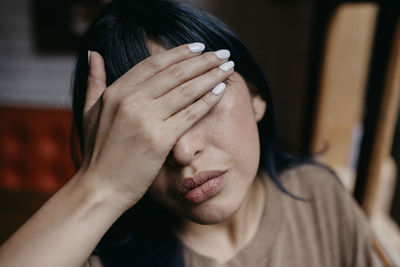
{"left": 0, "top": 172, "right": 127, "bottom": 267}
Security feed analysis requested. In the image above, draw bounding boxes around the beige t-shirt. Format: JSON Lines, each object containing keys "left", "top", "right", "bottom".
{"left": 85, "top": 164, "right": 382, "bottom": 267}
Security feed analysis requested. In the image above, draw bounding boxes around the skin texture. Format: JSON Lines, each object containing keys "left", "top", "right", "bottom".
{"left": 0, "top": 44, "right": 267, "bottom": 266}
{"left": 147, "top": 44, "right": 268, "bottom": 262}
{"left": 149, "top": 72, "right": 265, "bottom": 224}
{"left": 80, "top": 44, "right": 236, "bottom": 210}
{"left": 148, "top": 72, "right": 269, "bottom": 262}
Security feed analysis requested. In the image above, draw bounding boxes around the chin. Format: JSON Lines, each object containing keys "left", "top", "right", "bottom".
{"left": 180, "top": 201, "right": 240, "bottom": 225}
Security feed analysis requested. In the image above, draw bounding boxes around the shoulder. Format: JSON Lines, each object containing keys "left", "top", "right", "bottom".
{"left": 275, "top": 163, "right": 381, "bottom": 266}
{"left": 276, "top": 163, "right": 367, "bottom": 231}
{"left": 278, "top": 163, "right": 345, "bottom": 200}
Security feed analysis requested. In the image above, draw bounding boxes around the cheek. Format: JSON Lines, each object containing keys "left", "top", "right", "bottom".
{"left": 210, "top": 88, "right": 260, "bottom": 159}
{"left": 147, "top": 85, "right": 261, "bottom": 221}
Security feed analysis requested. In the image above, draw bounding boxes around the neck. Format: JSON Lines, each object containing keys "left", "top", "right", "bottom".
{"left": 174, "top": 174, "right": 266, "bottom": 263}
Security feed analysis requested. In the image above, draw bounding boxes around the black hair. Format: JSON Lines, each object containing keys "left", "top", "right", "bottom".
{"left": 72, "top": 0, "right": 305, "bottom": 266}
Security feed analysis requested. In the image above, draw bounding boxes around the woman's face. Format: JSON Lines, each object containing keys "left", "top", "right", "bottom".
{"left": 148, "top": 64, "right": 267, "bottom": 225}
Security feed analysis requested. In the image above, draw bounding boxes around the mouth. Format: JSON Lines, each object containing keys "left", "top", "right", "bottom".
{"left": 177, "top": 170, "right": 227, "bottom": 203}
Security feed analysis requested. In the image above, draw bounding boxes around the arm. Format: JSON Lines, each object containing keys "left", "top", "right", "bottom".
{"left": 0, "top": 44, "right": 234, "bottom": 267}
{"left": 0, "top": 172, "right": 126, "bottom": 267}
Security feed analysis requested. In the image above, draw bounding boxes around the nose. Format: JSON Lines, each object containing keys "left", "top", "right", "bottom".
{"left": 166, "top": 130, "right": 203, "bottom": 167}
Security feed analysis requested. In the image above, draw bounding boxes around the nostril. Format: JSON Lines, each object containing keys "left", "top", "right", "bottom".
{"left": 170, "top": 132, "right": 203, "bottom": 166}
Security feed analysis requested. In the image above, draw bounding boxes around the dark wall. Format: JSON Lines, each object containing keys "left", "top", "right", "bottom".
{"left": 188, "top": 0, "right": 316, "bottom": 154}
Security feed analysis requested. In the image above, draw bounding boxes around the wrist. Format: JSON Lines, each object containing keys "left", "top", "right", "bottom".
{"left": 0, "top": 170, "right": 131, "bottom": 267}
{"left": 70, "top": 169, "right": 135, "bottom": 214}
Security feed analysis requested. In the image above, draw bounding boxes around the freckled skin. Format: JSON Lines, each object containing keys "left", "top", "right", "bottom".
{"left": 148, "top": 72, "right": 263, "bottom": 225}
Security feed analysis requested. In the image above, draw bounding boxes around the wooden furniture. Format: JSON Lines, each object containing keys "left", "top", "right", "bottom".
{"left": 358, "top": 16, "right": 400, "bottom": 265}
{"left": 310, "top": 2, "right": 378, "bottom": 191}
{"left": 309, "top": 1, "right": 400, "bottom": 265}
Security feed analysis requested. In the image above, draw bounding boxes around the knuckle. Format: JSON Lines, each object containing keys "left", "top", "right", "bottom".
{"left": 183, "top": 107, "right": 198, "bottom": 121}
{"left": 142, "top": 57, "right": 162, "bottom": 70}
{"left": 208, "top": 68, "right": 223, "bottom": 80}
{"left": 203, "top": 52, "right": 218, "bottom": 66}
{"left": 167, "top": 64, "right": 185, "bottom": 79}
{"left": 117, "top": 95, "right": 140, "bottom": 119}
{"left": 200, "top": 95, "right": 213, "bottom": 106}
{"left": 177, "top": 83, "right": 194, "bottom": 99}
{"left": 117, "top": 98, "right": 134, "bottom": 118}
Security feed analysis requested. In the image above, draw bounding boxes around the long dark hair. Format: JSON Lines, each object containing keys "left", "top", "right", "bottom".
{"left": 72, "top": 0, "right": 302, "bottom": 266}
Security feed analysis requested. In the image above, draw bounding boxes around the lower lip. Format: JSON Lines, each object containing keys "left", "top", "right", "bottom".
{"left": 182, "top": 174, "right": 225, "bottom": 203}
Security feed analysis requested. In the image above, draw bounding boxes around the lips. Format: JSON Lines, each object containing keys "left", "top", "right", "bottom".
{"left": 177, "top": 170, "right": 227, "bottom": 203}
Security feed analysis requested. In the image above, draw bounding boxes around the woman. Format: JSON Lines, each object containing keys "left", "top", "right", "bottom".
{"left": 0, "top": 0, "right": 381, "bottom": 266}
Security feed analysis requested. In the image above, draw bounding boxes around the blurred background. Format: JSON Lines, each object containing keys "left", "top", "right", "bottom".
{"left": 0, "top": 0, "right": 399, "bottom": 264}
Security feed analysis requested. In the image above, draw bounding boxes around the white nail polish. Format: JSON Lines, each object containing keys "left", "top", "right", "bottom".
{"left": 188, "top": 42, "right": 205, "bottom": 53}
{"left": 212, "top": 82, "right": 226, "bottom": 95}
{"left": 219, "top": 61, "right": 234, "bottom": 72}
{"left": 214, "top": 49, "right": 230, "bottom": 60}
{"left": 88, "top": 50, "right": 91, "bottom": 65}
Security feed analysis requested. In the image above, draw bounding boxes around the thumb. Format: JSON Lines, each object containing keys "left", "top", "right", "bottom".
{"left": 85, "top": 50, "right": 107, "bottom": 113}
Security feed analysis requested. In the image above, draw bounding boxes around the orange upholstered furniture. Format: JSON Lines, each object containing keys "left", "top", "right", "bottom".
{"left": 0, "top": 106, "right": 76, "bottom": 194}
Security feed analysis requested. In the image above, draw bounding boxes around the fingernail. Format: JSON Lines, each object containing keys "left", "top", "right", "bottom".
{"left": 214, "top": 49, "right": 230, "bottom": 60}
{"left": 212, "top": 82, "right": 226, "bottom": 95}
{"left": 88, "top": 50, "right": 91, "bottom": 66}
{"left": 188, "top": 42, "right": 205, "bottom": 53}
{"left": 219, "top": 61, "right": 234, "bottom": 72}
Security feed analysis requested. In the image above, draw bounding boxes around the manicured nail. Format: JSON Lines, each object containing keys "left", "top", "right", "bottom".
{"left": 188, "top": 42, "right": 205, "bottom": 53}
{"left": 212, "top": 82, "right": 226, "bottom": 95}
{"left": 88, "top": 50, "right": 91, "bottom": 66}
{"left": 214, "top": 49, "right": 230, "bottom": 60}
{"left": 219, "top": 61, "right": 234, "bottom": 72}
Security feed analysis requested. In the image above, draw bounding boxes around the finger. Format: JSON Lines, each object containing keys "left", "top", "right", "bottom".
{"left": 158, "top": 61, "right": 234, "bottom": 119}
{"left": 143, "top": 50, "right": 231, "bottom": 98}
{"left": 166, "top": 83, "right": 227, "bottom": 137}
{"left": 85, "top": 51, "right": 107, "bottom": 113}
{"left": 117, "top": 43, "right": 206, "bottom": 89}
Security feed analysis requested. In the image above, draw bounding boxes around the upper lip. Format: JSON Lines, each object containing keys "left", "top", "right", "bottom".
{"left": 177, "top": 170, "right": 227, "bottom": 195}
